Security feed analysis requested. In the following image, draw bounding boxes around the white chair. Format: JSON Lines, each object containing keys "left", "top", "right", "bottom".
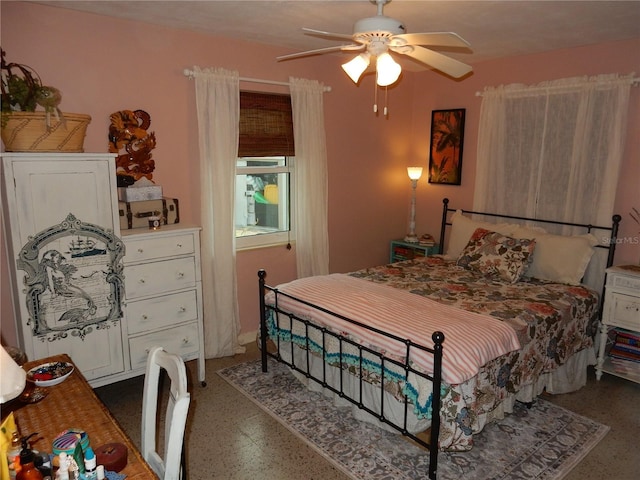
{"left": 142, "top": 346, "right": 191, "bottom": 480}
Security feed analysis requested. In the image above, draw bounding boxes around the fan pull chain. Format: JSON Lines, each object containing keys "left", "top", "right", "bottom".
{"left": 384, "top": 86, "right": 389, "bottom": 116}
{"left": 373, "top": 75, "right": 378, "bottom": 113}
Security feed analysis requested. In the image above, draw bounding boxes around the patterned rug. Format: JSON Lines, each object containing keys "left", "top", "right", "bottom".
{"left": 218, "top": 359, "right": 609, "bottom": 480}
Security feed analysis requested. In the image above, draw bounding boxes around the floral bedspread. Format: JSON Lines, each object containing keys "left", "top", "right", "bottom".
{"left": 348, "top": 255, "right": 600, "bottom": 450}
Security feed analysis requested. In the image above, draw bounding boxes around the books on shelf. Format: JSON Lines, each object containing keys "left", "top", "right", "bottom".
{"left": 608, "top": 328, "right": 640, "bottom": 376}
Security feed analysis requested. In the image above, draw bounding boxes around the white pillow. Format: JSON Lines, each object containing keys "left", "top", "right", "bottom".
{"left": 445, "top": 210, "right": 517, "bottom": 258}
{"left": 519, "top": 233, "right": 598, "bottom": 284}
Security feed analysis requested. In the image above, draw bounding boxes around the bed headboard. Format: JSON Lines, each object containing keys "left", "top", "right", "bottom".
{"left": 438, "top": 198, "right": 621, "bottom": 265}
{"left": 439, "top": 198, "right": 622, "bottom": 301}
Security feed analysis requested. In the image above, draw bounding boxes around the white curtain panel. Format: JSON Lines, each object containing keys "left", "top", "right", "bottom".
{"left": 474, "top": 73, "right": 634, "bottom": 289}
{"left": 193, "top": 66, "right": 245, "bottom": 358}
{"left": 289, "top": 77, "right": 330, "bottom": 278}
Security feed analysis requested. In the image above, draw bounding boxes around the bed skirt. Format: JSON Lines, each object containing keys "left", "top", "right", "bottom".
{"left": 279, "top": 342, "right": 595, "bottom": 451}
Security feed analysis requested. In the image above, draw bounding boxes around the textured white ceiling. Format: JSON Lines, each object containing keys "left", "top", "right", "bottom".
{"left": 34, "top": 0, "right": 640, "bottom": 67}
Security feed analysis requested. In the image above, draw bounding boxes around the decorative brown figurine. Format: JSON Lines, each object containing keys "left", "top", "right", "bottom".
{"left": 108, "top": 109, "right": 156, "bottom": 186}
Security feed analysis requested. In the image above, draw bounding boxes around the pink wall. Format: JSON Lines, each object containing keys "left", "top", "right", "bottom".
{"left": 2, "top": 2, "right": 639, "bottom": 348}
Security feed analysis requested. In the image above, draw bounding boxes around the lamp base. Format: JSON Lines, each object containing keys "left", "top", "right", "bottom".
{"left": 404, "top": 234, "right": 419, "bottom": 243}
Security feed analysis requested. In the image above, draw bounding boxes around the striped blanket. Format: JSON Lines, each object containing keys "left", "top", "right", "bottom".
{"left": 267, "top": 273, "right": 521, "bottom": 385}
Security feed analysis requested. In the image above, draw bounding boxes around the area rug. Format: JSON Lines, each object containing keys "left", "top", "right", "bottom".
{"left": 218, "top": 358, "right": 609, "bottom": 480}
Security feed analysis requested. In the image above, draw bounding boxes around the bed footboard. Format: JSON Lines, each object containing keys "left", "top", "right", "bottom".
{"left": 258, "top": 269, "right": 445, "bottom": 480}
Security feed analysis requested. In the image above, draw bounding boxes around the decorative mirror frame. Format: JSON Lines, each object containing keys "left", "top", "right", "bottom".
{"left": 17, "top": 213, "right": 125, "bottom": 341}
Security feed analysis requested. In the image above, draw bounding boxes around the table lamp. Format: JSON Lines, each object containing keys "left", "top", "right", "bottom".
{"left": 0, "top": 346, "right": 26, "bottom": 403}
{"left": 404, "top": 167, "right": 423, "bottom": 243}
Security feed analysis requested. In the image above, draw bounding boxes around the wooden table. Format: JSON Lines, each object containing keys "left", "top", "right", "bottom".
{"left": 6, "top": 354, "right": 157, "bottom": 479}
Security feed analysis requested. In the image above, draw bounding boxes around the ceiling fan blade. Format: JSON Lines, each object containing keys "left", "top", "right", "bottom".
{"left": 302, "top": 27, "right": 356, "bottom": 42}
{"left": 401, "top": 45, "right": 472, "bottom": 78}
{"left": 392, "top": 32, "right": 471, "bottom": 48}
{"left": 277, "top": 44, "right": 363, "bottom": 61}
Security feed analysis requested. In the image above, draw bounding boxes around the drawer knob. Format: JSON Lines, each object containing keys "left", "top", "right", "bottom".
{"left": 139, "top": 278, "right": 146, "bottom": 284}
{"left": 138, "top": 248, "right": 144, "bottom": 253}
{"left": 182, "top": 337, "right": 189, "bottom": 344}
{"left": 177, "top": 272, "right": 185, "bottom": 278}
{"left": 141, "top": 314, "right": 148, "bottom": 320}
{"left": 177, "top": 243, "right": 183, "bottom": 248}
{"left": 178, "top": 306, "right": 186, "bottom": 313}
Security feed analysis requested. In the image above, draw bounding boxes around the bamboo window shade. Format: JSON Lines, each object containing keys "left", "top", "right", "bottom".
{"left": 239, "top": 91, "right": 295, "bottom": 157}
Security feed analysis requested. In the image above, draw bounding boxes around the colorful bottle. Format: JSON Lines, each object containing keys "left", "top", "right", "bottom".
{"left": 83, "top": 448, "right": 97, "bottom": 480}
{"left": 15, "top": 433, "right": 44, "bottom": 480}
{"left": 7, "top": 431, "right": 21, "bottom": 479}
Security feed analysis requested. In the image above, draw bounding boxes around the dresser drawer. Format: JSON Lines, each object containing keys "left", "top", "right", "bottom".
{"left": 125, "top": 257, "right": 197, "bottom": 298}
{"left": 126, "top": 290, "right": 199, "bottom": 335}
{"left": 609, "top": 273, "right": 640, "bottom": 292}
{"left": 124, "top": 233, "right": 195, "bottom": 263}
{"left": 129, "top": 323, "right": 200, "bottom": 370}
{"left": 605, "top": 292, "right": 640, "bottom": 330}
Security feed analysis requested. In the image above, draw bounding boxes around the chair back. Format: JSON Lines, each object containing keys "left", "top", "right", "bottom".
{"left": 142, "top": 346, "right": 190, "bottom": 480}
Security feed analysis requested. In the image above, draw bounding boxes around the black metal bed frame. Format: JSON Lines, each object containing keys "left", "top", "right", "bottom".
{"left": 258, "top": 197, "right": 621, "bottom": 480}
{"left": 258, "top": 271, "right": 444, "bottom": 479}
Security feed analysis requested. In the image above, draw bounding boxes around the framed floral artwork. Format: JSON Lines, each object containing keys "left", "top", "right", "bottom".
{"left": 428, "top": 108, "right": 466, "bottom": 185}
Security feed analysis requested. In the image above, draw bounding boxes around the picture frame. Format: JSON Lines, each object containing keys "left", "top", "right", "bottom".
{"left": 428, "top": 108, "right": 466, "bottom": 185}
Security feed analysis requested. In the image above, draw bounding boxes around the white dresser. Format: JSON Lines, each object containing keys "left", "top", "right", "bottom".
{"left": 119, "top": 225, "right": 206, "bottom": 387}
{"left": 596, "top": 265, "right": 640, "bottom": 383}
{"left": 2, "top": 152, "right": 206, "bottom": 387}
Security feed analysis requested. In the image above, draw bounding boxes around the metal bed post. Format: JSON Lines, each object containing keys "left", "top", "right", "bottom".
{"left": 607, "top": 215, "right": 621, "bottom": 268}
{"left": 258, "top": 269, "right": 269, "bottom": 372}
{"left": 438, "top": 198, "right": 449, "bottom": 254}
{"left": 429, "top": 331, "right": 444, "bottom": 480}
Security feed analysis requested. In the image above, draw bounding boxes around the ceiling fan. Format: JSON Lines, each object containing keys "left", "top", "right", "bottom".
{"left": 276, "top": 0, "right": 473, "bottom": 86}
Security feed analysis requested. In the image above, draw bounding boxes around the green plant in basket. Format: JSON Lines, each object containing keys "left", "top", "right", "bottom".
{"left": 1, "top": 48, "right": 63, "bottom": 129}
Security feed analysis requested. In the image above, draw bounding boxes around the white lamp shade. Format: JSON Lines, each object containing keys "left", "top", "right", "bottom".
{"left": 0, "top": 346, "right": 26, "bottom": 403}
{"left": 341, "top": 53, "right": 370, "bottom": 83}
{"left": 376, "top": 53, "right": 401, "bottom": 87}
{"left": 407, "top": 166, "right": 423, "bottom": 180}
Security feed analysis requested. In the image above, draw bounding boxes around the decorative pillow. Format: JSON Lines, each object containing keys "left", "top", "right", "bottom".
{"left": 457, "top": 228, "right": 536, "bottom": 284}
{"left": 446, "top": 210, "right": 517, "bottom": 259}
{"left": 520, "top": 233, "right": 598, "bottom": 284}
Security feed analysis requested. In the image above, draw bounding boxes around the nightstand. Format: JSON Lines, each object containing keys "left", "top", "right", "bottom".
{"left": 390, "top": 240, "right": 439, "bottom": 263}
{"left": 596, "top": 265, "right": 640, "bottom": 383}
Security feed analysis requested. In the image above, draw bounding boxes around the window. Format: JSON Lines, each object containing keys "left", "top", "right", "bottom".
{"left": 235, "top": 156, "right": 293, "bottom": 249}
{"left": 235, "top": 91, "right": 295, "bottom": 249}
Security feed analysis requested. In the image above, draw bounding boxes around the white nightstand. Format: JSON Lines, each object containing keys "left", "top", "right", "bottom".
{"left": 596, "top": 265, "right": 640, "bottom": 383}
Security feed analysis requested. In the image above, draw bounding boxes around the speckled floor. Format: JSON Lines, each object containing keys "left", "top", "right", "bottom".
{"left": 96, "top": 342, "right": 640, "bottom": 480}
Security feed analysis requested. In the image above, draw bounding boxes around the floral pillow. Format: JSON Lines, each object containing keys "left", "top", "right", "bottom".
{"left": 457, "top": 228, "right": 536, "bottom": 284}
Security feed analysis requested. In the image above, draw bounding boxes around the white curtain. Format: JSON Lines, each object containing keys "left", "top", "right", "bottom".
{"left": 289, "top": 77, "right": 330, "bottom": 278}
{"left": 193, "top": 66, "right": 245, "bottom": 358}
{"left": 474, "top": 73, "right": 634, "bottom": 290}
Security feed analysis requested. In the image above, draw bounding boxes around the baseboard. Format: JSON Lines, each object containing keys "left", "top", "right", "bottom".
{"left": 238, "top": 330, "right": 258, "bottom": 346}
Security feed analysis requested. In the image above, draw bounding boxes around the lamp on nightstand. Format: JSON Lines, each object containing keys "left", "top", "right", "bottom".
{"left": 404, "top": 167, "right": 423, "bottom": 243}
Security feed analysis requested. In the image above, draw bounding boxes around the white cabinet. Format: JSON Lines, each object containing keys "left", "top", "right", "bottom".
{"left": 120, "top": 225, "right": 206, "bottom": 386}
{"left": 1, "top": 153, "right": 125, "bottom": 381}
{"left": 2, "top": 153, "right": 206, "bottom": 387}
{"left": 596, "top": 265, "right": 640, "bottom": 383}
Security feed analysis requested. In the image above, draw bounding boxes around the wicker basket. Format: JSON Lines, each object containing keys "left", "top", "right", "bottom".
{"left": 1, "top": 111, "right": 91, "bottom": 152}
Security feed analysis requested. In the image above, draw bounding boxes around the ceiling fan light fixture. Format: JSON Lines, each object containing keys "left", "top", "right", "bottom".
{"left": 341, "top": 52, "right": 371, "bottom": 83}
{"left": 376, "top": 52, "right": 401, "bottom": 87}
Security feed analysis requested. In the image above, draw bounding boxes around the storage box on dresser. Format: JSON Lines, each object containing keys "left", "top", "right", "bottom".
{"left": 596, "top": 265, "right": 640, "bottom": 383}
{"left": 121, "top": 224, "right": 206, "bottom": 386}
